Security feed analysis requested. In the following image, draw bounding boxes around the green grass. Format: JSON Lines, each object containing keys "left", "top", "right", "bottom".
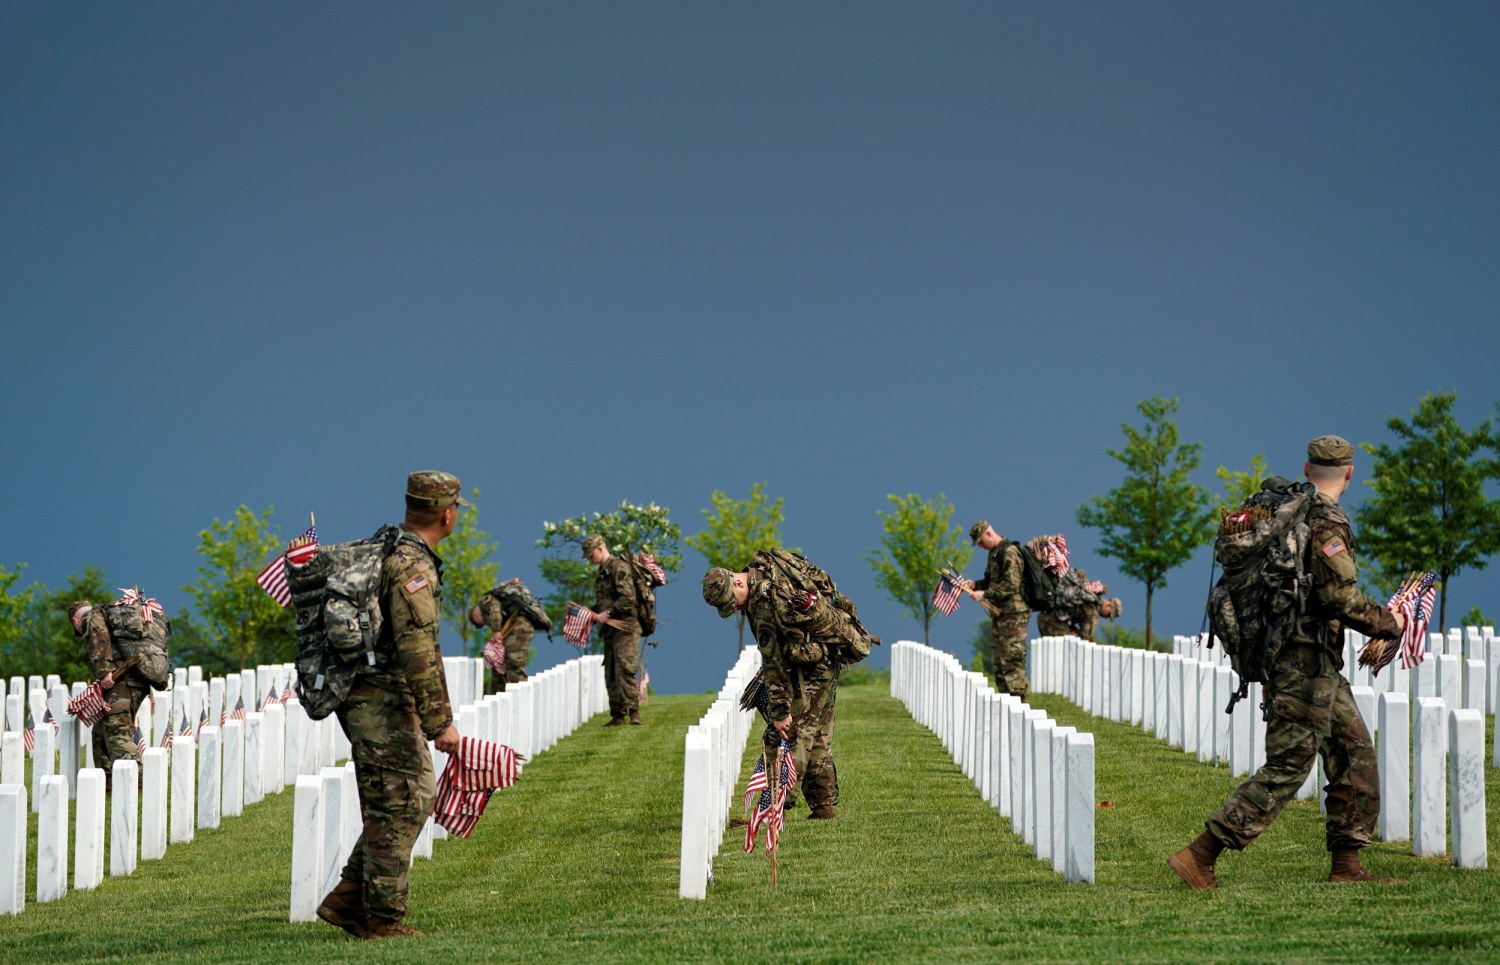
{"left": 3, "top": 683, "right": 1499, "bottom": 962}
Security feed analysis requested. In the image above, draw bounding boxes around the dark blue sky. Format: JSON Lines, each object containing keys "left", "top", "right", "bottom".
{"left": 3, "top": 3, "right": 1497, "bottom": 694}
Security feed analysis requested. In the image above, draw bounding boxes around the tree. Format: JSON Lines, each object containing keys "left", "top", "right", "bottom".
{"left": 182, "top": 505, "right": 296, "bottom": 671}
{"left": 0, "top": 563, "right": 41, "bottom": 676}
{"left": 865, "top": 493, "right": 972, "bottom": 646}
{"left": 1354, "top": 391, "right": 1500, "bottom": 629}
{"left": 536, "top": 501, "right": 682, "bottom": 649}
{"left": 21, "top": 566, "right": 114, "bottom": 682}
{"left": 968, "top": 618, "right": 992, "bottom": 675}
{"left": 685, "top": 482, "right": 796, "bottom": 650}
{"left": 1215, "top": 453, "right": 1270, "bottom": 514}
{"left": 1076, "top": 397, "right": 1214, "bottom": 647}
{"left": 437, "top": 488, "right": 501, "bottom": 657}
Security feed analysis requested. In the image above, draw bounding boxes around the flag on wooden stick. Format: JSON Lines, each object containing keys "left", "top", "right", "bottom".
{"left": 1358, "top": 571, "right": 1438, "bottom": 675}
{"left": 932, "top": 572, "right": 965, "bottom": 617}
{"left": 255, "top": 523, "right": 319, "bottom": 608}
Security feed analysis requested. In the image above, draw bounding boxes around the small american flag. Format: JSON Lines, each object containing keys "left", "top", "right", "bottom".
{"left": 23, "top": 711, "right": 35, "bottom": 752}
{"left": 43, "top": 707, "right": 57, "bottom": 734}
{"left": 161, "top": 711, "right": 174, "bottom": 749}
{"left": 1036, "top": 534, "right": 1070, "bottom": 576}
{"left": 68, "top": 682, "right": 111, "bottom": 728}
{"left": 281, "top": 680, "right": 293, "bottom": 704}
{"left": 1391, "top": 572, "right": 1438, "bottom": 670}
{"left": 1086, "top": 579, "right": 1106, "bottom": 595}
{"left": 932, "top": 572, "right": 964, "bottom": 617}
{"left": 637, "top": 552, "right": 668, "bottom": 586}
{"left": 743, "top": 740, "right": 798, "bottom": 855}
{"left": 117, "top": 586, "right": 165, "bottom": 624}
{"left": 262, "top": 685, "right": 278, "bottom": 712}
{"left": 255, "top": 524, "right": 319, "bottom": 608}
{"left": 179, "top": 711, "right": 193, "bottom": 737}
{"left": 135, "top": 724, "right": 147, "bottom": 757}
{"left": 198, "top": 705, "right": 209, "bottom": 736}
{"left": 561, "top": 604, "right": 595, "bottom": 647}
{"left": 481, "top": 636, "right": 506, "bottom": 674}
{"left": 231, "top": 695, "right": 247, "bottom": 721}
{"left": 432, "top": 736, "right": 522, "bottom": 838}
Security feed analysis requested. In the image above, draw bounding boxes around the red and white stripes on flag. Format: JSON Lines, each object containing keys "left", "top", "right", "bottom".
{"left": 255, "top": 524, "right": 319, "bottom": 608}
{"left": 481, "top": 635, "right": 506, "bottom": 674}
{"left": 637, "top": 552, "right": 668, "bottom": 586}
{"left": 932, "top": 572, "right": 964, "bottom": 617}
{"left": 68, "top": 682, "right": 110, "bottom": 728}
{"left": 561, "top": 604, "right": 595, "bottom": 647}
{"left": 432, "top": 736, "right": 521, "bottom": 838}
{"left": 742, "top": 740, "right": 798, "bottom": 855}
{"left": 117, "top": 587, "right": 165, "bottom": 624}
{"left": 1389, "top": 572, "right": 1438, "bottom": 670}
{"left": 1086, "top": 579, "right": 1106, "bottom": 595}
{"left": 1038, "top": 535, "right": 1070, "bottom": 576}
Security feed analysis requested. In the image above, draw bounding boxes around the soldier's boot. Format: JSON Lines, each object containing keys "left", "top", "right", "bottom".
{"left": 316, "top": 879, "right": 367, "bottom": 938}
{"left": 808, "top": 805, "right": 837, "bottom": 820}
{"left": 1327, "top": 849, "right": 1403, "bottom": 884}
{"left": 629, "top": 711, "right": 642, "bottom": 725}
{"left": 1166, "top": 831, "right": 1223, "bottom": 891}
{"left": 604, "top": 716, "right": 625, "bottom": 727}
{"left": 365, "top": 917, "right": 423, "bottom": 940}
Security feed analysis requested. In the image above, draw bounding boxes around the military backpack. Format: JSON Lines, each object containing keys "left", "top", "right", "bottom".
{"left": 1206, "top": 476, "right": 1318, "bottom": 710}
{"left": 101, "top": 591, "right": 172, "bottom": 689}
{"left": 619, "top": 554, "right": 661, "bottom": 637}
{"left": 483, "top": 580, "right": 553, "bottom": 632}
{"left": 755, "top": 548, "right": 877, "bottom": 665}
{"left": 286, "top": 525, "right": 402, "bottom": 720}
{"left": 996, "top": 540, "right": 1069, "bottom": 612}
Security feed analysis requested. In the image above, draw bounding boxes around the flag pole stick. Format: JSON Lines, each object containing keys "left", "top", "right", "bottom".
{"left": 310, "top": 511, "right": 316, "bottom": 528}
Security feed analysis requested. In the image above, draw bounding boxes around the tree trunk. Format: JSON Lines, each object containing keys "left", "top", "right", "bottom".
{"left": 1145, "top": 581, "right": 1155, "bottom": 649}
{"left": 923, "top": 611, "right": 931, "bottom": 647}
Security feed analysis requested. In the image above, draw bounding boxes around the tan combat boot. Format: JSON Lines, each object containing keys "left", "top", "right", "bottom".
{"left": 316, "top": 879, "right": 367, "bottom": 938}
{"left": 365, "top": 917, "right": 424, "bottom": 939}
{"left": 1328, "top": 849, "right": 1403, "bottom": 883}
{"left": 1166, "top": 831, "right": 1224, "bottom": 891}
{"left": 808, "top": 805, "right": 837, "bottom": 820}
{"left": 629, "top": 711, "right": 642, "bottom": 725}
{"left": 604, "top": 716, "right": 625, "bottom": 727}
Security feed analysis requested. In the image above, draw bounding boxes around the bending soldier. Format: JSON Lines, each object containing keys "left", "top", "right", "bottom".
{"left": 70, "top": 600, "right": 146, "bottom": 788}
{"left": 471, "top": 577, "right": 545, "bottom": 693}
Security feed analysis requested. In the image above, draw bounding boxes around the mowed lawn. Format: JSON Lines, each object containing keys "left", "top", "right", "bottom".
{"left": 4, "top": 680, "right": 1499, "bottom": 962}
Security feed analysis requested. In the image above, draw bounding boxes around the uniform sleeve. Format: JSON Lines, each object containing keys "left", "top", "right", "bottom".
{"left": 479, "top": 594, "right": 506, "bottom": 632}
{"left": 748, "top": 602, "right": 793, "bottom": 721}
{"left": 84, "top": 611, "right": 116, "bottom": 681}
{"left": 1310, "top": 521, "right": 1401, "bottom": 640}
{"left": 384, "top": 554, "right": 455, "bottom": 739}
{"left": 606, "top": 559, "right": 637, "bottom": 620}
{"left": 985, "top": 545, "right": 1025, "bottom": 609}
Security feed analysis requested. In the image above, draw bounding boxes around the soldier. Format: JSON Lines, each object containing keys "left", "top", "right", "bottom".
{"left": 966, "top": 520, "right": 1032, "bottom": 700}
{"left": 317, "top": 471, "right": 463, "bottom": 940}
{"left": 471, "top": 577, "right": 544, "bottom": 693}
{"left": 69, "top": 600, "right": 146, "bottom": 788}
{"left": 585, "top": 534, "right": 642, "bottom": 726}
{"left": 701, "top": 550, "right": 872, "bottom": 820}
{"left": 1037, "top": 570, "right": 1120, "bottom": 643}
{"left": 1167, "top": 436, "right": 1406, "bottom": 890}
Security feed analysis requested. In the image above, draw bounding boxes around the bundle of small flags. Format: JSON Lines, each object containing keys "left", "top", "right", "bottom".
{"left": 1028, "top": 534, "right": 1070, "bottom": 576}
{"left": 637, "top": 552, "right": 668, "bottom": 586}
{"left": 1359, "top": 571, "right": 1438, "bottom": 675}
{"left": 742, "top": 740, "right": 798, "bottom": 855}
{"left": 67, "top": 682, "right": 111, "bottom": 728}
{"left": 1086, "top": 579, "right": 1106, "bottom": 595}
{"left": 255, "top": 524, "right": 319, "bottom": 608}
{"left": 931, "top": 571, "right": 965, "bottom": 617}
{"left": 561, "top": 604, "right": 595, "bottom": 647}
{"left": 432, "top": 736, "right": 522, "bottom": 838}
{"left": 117, "top": 586, "right": 164, "bottom": 624}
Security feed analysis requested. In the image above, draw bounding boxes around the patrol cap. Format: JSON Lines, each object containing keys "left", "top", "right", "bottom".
{"left": 67, "top": 601, "right": 91, "bottom": 622}
{"left": 1307, "top": 435, "right": 1355, "bottom": 467}
{"left": 581, "top": 534, "right": 606, "bottom": 556}
{"left": 702, "top": 567, "right": 737, "bottom": 618}
{"left": 405, "top": 470, "right": 468, "bottom": 509}
{"left": 969, "top": 519, "right": 990, "bottom": 545}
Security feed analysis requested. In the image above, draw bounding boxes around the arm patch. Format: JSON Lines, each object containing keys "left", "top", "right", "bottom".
{"left": 1322, "top": 538, "right": 1346, "bottom": 558}
{"left": 404, "top": 574, "right": 430, "bottom": 594}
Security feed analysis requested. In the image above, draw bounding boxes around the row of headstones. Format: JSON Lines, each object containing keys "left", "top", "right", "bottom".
{"left": 677, "top": 647, "right": 762, "bottom": 900}
{"left": 290, "top": 654, "right": 608, "bottom": 921}
{"left": 890, "top": 641, "right": 1095, "bottom": 884}
{"left": 1028, "top": 634, "right": 1489, "bottom": 869}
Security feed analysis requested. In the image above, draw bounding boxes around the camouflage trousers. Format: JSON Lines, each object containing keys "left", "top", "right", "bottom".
{"left": 769, "top": 679, "right": 837, "bottom": 810}
{"left": 989, "top": 612, "right": 1031, "bottom": 700}
{"left": 336, "top": 677, "right": 438, "bottom": 923}
{"left": 93, "top": 676, "right": 147, "bottom": 777}
{"left": 1037, "top": 608, "right": 1098, "bottom": 643}
{"left": 489, "top": 626, "right": 533, "bottom": 694}
{"left": 1206, "top": 644, "right": 1379, "bottom": 852}
{"left": 602, "top": 625, "right": 641, "bottom": 718}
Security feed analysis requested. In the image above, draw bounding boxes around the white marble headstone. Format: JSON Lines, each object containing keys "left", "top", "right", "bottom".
{"left": 74, "top": 768, "right": 105, "bottom": 890}
{"left": 170, "top": 737, "right": 196, "bottom": 844}
{"left": 0, "top": 785, "right": 26, "bottom": 915}
{"left": 110, "top": 759, "right": 139, "bottom": 877}
{"left": 1413, "top": 697, "right": 1448, "bottom": 858}
{"left": 36, "top": 775, "right": 68, "bottom": 902}
{"left": 141, "top": 748, "right": 167, "bottom": 860}
{"left": 289, "top": 776, "right": 323, "bottom": 922}
{"left": 1448, "top": 709, "right": 1486, "bottom": 869}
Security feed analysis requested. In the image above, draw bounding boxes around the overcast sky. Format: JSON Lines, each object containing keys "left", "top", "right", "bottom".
{"left": 3, "top": 2, "right": 1497, "bottom": 694}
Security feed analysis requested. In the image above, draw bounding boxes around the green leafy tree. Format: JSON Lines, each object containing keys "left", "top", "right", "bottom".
{"left": 1354, "top": 391, "right": 1500, "bottom": 629}
{"left": 968, "top": 618, "right": 993, "bottom": 675}
{"left": 536, "top": 501, "right": 682, "bottom": 650}
{"left": 1216, "top": 453, "right": 1270, "bottom": 514}
{"left": 162, "top": 608, "right": 233, "bottom": 676}
{"left": 438, "top": 488, "right": 501, "bottom": 657}
{"left": 1076, "top": 397, "right": 1214, "bottom": 647}
{"left": 686, "top": 482, "right": 797, "bottom": 650}
{"left": 1460, "top": 606, "right": 1492, "bottom": 630}
{"left": 866, "top": 493, "right": 972, "bottom": 647}
{"left": 0, "top": 563, "right": 42, "bottom": 676}
{"left": 21, "top": 566, "right": 114, "bottom": 682}
{"left": 182, "top": 505, "right": 296, "bottom": 671}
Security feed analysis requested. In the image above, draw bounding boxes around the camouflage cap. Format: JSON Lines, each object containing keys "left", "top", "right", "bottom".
{"left": 702, "top": 567, "right": 737, "bottom": 618}
{"left": 406, "top": 470, "right": 468, "bottom": 509}
{"left": 581, "top": 534, "right": 606, "bottom": 556}
{"left": 1307, "top": 435, "right": 1355, "bottom": 467}
{"left": 67, "top": 601, "right": 91, "bottom": 622}
{"left": 969, "top": 519, "right": 991, "bottom": 545}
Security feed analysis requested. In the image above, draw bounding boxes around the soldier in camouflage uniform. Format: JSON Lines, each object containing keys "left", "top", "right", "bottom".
{"left": 317, "top": 471, "right": 463, "bottom": 940}
{"left": 966, "top": 520, "right": 1032, "bottom": 700}
{"left": 1037, "top": 571, "right": 1118, "bottom": 643}
{"left": 69, "top": 600, "right": 146, "bottom": 789}
{"left": 1168, "top": 437, "right": 1405, "bottom": 890}
{"left": 473, "top": 578, "right": 536, "bottom": 693}
{"left": 586, "top": 534, "right": 642, "bottom": 726}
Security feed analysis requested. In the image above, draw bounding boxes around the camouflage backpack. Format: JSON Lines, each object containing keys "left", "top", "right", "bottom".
{"left": 998, "top": 540, "right": 1067, "bottom": 612}
{"left": 619, "top": 555, "right": 660, "bottom": 637}
{"left": 484, "top": 579, "right": 553, "bottom": 632}
{"left": 286, "top": 525, "right": 402, "bottom": 720}
{"left": 756, "top": 548, "right": 878, "bottom": 665}
{"left": 1206, "top": 476, "right": 1317, "bottom": 711}
{"left": 101, "top": 590, "right": 172, "bottom": 689}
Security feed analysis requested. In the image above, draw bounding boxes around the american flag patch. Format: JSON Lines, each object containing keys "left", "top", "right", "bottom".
{"left": 1322, "top": 538, "right": 1346, "bottom": 557}
{"left": 404, "top": 573, "right": 429, "bottom": 594}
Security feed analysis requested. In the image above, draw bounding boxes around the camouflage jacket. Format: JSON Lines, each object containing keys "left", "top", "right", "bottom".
{"left": 365, "top": 526, "right": 454, "bottom": 740}
{"left": 593, "top": 554, "right": 638, "bottom": 627}
{"left": 743, "top": 558, "right": 843, "bottom": 721}
{"left": 478, "top": 592, "right": 535, "bottom": 640}
{"left": 80, "top": 607, "right": 118, "bottom": 682}
{"left": 973, "top": 540, "right": 1027, "bottom": 615}
{"left": 1301, "top": 493, "right": 1401, "bottom": 666}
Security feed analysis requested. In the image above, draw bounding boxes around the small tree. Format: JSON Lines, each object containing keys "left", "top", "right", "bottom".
{"left": 437, "top": 488, "right": 501, "bottom": 656}
{"left": 0, "top": 563, "right": 41, "bottom": 676}
{"left": 1076, "top": 397, "right": 1214, "bottom": 646}
{"left": 183, "top": 505, "right": 296, "bottom": 671}
{"left": 1216, "top": 453, "right": 1270, "bottom": 513}
{"left": 20, "top": 566, "right": 114, "bottom": 682}
{"left": 1354, "top": 391, "right": 1500, "bottom": 629}
{"left": 686, "top": 482, "right": 796, "bottom": 650}
{"left": 866, "top": 493, "right": 972, "bottom": 646}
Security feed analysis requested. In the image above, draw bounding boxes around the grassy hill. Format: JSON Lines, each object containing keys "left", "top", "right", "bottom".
{"left": 6, "top": 681, "right": 1499, "bottom": 962}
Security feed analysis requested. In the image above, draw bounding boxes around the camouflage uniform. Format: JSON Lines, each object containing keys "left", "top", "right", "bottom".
{"left": 477, "top": 591, "right": 533, "bottom": 693}
{"left": 594, "top": 552, "right": 642, "bottom": 720}
{"left": 335, "top": 478, "right": 458, "bottom": 928}
{"left": 78, "top": 606, "right": 146, "bottom": 776}
{"left": 972, "top": 538, "right": 1030, "bottom": 699}
{"left": 1205, "top": 491, "right": 1399, "bottom": 853}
